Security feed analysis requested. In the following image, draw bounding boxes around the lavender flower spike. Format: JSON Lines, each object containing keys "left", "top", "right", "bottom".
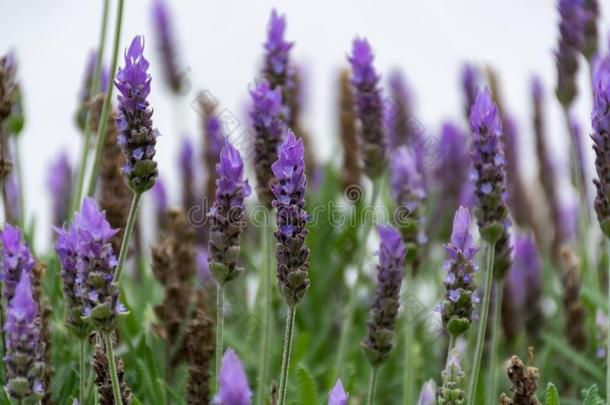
{"left": 272, "top": 130, "right": 310, "bottom": 306}
{"left": 555, "top": 0, "right": 585, "bottom": 106}
{"left": 250, "top": 79, "right": 285, "bottom": 207}
{"left": 349, "top": 38, "right": 387, "bottom": 178}
{"left": 263, "top": 9, "right": 294, "bottom": 92}
{"left": 390, "top": 146, "right": 426, "bottom": 264}
{"left": 214, "top": 349, "right": 252, "bottom": 405}
{"left": 152, "top": 0, "right": 183, "bottom": 94}
{"left": 71, "top": 198, "right": 124, "bottom": 332}
{"left": 582, "top": 0, "right": 599, "bottom": 60}
{"left": 470, "top": 87, "right": 509, "bottom": 242}
{"left": 47, "top": 152, "right": 73, "bottom": 227}
{"left": 328, "top": 379, "right": 348, "bottom": 405}
{"left": 592, "top": 55, "right": 610, "bottom": 237}
{"left": 208, "top": 140, "right": 251, "bottom": 284}
{"left": 438, "top": 206, "right": 479, "bottom": 337}
{"left": 1, "top": 223, "right": 35, "bottom": 303}
{"left": 438, "top": 350, "right": 466, "bottom": 404}
{"left": 115, "top": 35, "right": 159, "bottom": 193}
{"left": 461, "top": 64, "right": 480, "bottom": 120}
{"left": 4, "top": 270, "right": 45, "bottom": 403}
{"left": 417, "top": 380, "right": 437, "bottom": 405}
{"left": 362, "top": 225, "right": 406, "bottom": 366}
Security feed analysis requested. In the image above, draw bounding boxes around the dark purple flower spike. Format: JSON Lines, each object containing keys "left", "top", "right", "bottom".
{"left": 592, "top": 55, "right": 610, "bottom": 237}
{"left": 362, "top": 224, "right": 406, "bottom": 366}
{"left": 152, "top": 0, "right": 183, "bottom": 94}
{"left": 4, "top": 270, "right": 45, "bottom": 403}
{"left": 348, "top": 38, "right": 387, "bottom": 178}
{"left": 207, "top": 140, "right": 251, "bottom": 284}
{"left": 115, "top": 35, "right": 159, "bottom": 193}
{"left": 555, "top": 0, "right": 586, "bottom": 106}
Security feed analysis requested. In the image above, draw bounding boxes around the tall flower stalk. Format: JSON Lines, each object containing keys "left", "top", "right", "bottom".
{"left": 590, "top": 53, "right": 610, "bottom": 400}
{"left": 363, "top": 225, "right": 406, "bottom": 405}
{"left": 272, "top": 132, "right": 309, "bottom": 405}
{"left": 112, "top": 35, "right": 159, "bottom": 285}
{"left": 207, "top": 140, "right": 250, "bottom": 389}
{"left": 467, "top": 88, "right": 509, "bottom": 405}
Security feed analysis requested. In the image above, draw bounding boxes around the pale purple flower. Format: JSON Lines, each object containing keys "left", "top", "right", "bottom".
{"left": 214, "top": 349, "right": 251, "bottom": 405}
{"left": 328, "top": 379, "right": 348, "bottom": 405}
{"left": 1, "top": 223, "right": 35, "bottom": 303}
{"left": 47, "top": 152, "right": 73, "bottom": 227}
{"left": 417, "top": 380, "right": 437, "bottom": 405}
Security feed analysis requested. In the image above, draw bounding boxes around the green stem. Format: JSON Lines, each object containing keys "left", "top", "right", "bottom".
{"left": 403, "top": 262, "right": 415, "bottom": 405}
{"left": 447, "top": 334, "right": 456, "bottom": 364}
{"left": 606, "top": 237, "right": 610, "bottom": 403}
{"left": 215, "top": 282, "right": 225, "bottom": 392}
{"left": 79, "top": 338, "right": 86, "bottom": 405}
{"left": 488, "top": 281, "right": 503, "bottom": 404}
{"left": 366, "top": 366, "right": 380, "bottom": 405}
{"left": 103, "top": 333, "right": 123, "bottom": 405}
{"left": 256, "top": 220, "right": 273, "bottom": 405}
{"left": 86, "top": 0, "right": 124, "bottom": 197}
{"left": 112, "top": 191, "right": 142, "bottom": 283}
{"left": 467, "top": 241, "right": 496, "bottom": 405}
{"left": 335, "top": 180, "right": 381, "bottom": 377}
{"left": 69, "top": 0, "right": 110, "bottom": 217}
{"left": 278, "top": 306, "right": 297, "bottom": 405}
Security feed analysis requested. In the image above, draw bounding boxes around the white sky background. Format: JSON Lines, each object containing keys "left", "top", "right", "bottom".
{"left": 1, "top": 0, "right": 609, "bottom": 249}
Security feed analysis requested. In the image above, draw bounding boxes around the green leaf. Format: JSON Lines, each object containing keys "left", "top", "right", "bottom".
{"left": 297, "top": 366, "right": 319, "bottom": 405}
{"left": 581, "top": 384, "right": 605, "bottom": 405}
{"left": 544, "top": 382, "right": 559, "bottom": 405}
{"left": 541, "top": 333, "right": 604, "bottom": 381}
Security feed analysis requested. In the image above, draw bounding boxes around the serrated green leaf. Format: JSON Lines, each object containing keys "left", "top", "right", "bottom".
{"left": 581, "top": 384, "right": 605, "bottom": 405}
{"left": 297, "top": 366, "right": 318, "bottom": 405}
{"left": 545, "top": 382, "right": 559, "bottom": 405}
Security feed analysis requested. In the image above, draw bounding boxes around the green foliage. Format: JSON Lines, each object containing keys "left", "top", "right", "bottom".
{"left": 544, "top": 382, "right": 559, "bottom": 405}
{"left": 581, "top": 384, "right": 605, "bottom": 405}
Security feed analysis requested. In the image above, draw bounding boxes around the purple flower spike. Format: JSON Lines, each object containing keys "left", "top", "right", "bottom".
{"left": 349, "top": 38, "right": 387, "bottom": 178}
{"left": 214, "top": 348, "right": 251, "bottom": 405}
{"left": 76, "top": 50, "right": 109, "bottom": 131}
{"left": 582, "top": 0, "right": 599, "bottom": 60}
{"left": 390, "top": 146, "right": 426, "bottom": 263}
{"left": 272, "top": 131, "right": 310, "bottom": 306}
{"left": 152, "top": 175, "right": 168, "bottom": 216}
{"left": 469, "top": 87, "right": 509, "bottom": 242}
{"left": 250, "top": 79, "right": 285, "bottom": 207}
{"left": 179, "top": 137, "right": 196, "bottom": 211}
{"left": 0, "top": 224, "right": 35, "bottom": 304}
{"left": 47, "top": 152, "right": 73, "bottom": 227}
{"left": 362, "top": 225, "right": 406, "bottom": 366}
{"left": 417, "top": 380, "right": 437, "bottom": 405}
{"left": 115, "top": 35, "right": 159, "bottom": 193}
{"left": 152, "top": 0, "right": 182, "bottom": 94}
{"left": 555, "top": 0, "right": 586, "bottom": 106}
{"left": 328, "top": 379, "right": 348, "bottom": 405}
{"left": 264, "top": 9, "right": 294, "bottom": 88}
{"left": 4, "top": 270, "right": 45, "bottom": 403}
{"left": 56, "top": 198, "right": 124, "bottom": 333}
{"left": 461, "top": 63, "right": 480, "bottom": 120}
{"left": 208, "top": 141, "right": 250, "bottom": 284}
{"left": 592, "top": 55, "right": 610, "bottom": 237}
{"left": 438, "top": 206, "right": 479, "bottom": 337}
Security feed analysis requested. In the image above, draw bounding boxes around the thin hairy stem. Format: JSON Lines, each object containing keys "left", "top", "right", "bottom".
{"left": 278, "top": 306, "right": 297, "bottom": 405}
{"left": 256, "top": 219, "right": 274, "bottom": 405}
{"left": 215, "top": 282, "right": 225, "bottom": 392}
{"left": 467, "top": 241, "right": 496, "bottom": 405}
{"left": 79, "top": 338, "right": 86, "bottom": 405}
{"left": 112, "top": 191, "right": 142, "bottom": 283}
{"left": 103, "top": 333, "right": 123, "bottom": 405}
{"left": 86, "top": 0, "right": 124, "bottom": 197}
{"left": 488, "top": 281, "right": 503, "bottom": 403}
{"left": 366, "top": 366, "right": 380, "bottom": 405}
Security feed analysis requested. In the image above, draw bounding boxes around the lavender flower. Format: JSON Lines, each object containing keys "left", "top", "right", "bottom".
{"left": 348, "top": 38, "right": 387, "bottom": 178}
{"left": 438, "top": 350, "right": 466, "bottom": 404}
{"left": 438, "top": 206, "right": 479, "bottom": 337}
{"left": 199, "top": 95, "right": 226, "bottom": 206}
{"left": 115, "top": 35, "right": 159, "bottom": 193}
{"left": 387, "top": 70, "right": 414, "bottom": 149}
{"left": 362, "top": 225, "right": 406, "bottom": 366}
{"left": 250, "top": 79, "right": 285, "bottom": 207}
{"left": 47, "top": 152, "right": 72, "bottom": 227}
{"left": 272, "top": 131, "right": 310, "bottom": 306}
{"left": 390, "top": 146, "right": 426, "bottom": 264}
{"left": 555, "top": 0, "right": 585, "bottom": 106}
{"left": 1, "top": 224, "right": 35, "bottom": 303}
{"left": 57, "top": 198, "right": 124, "bottom": 332}
{"left": 417, "top": 380, "right": 437, "bottom": 405}
{"left": 469, "top": 87, "right": 509, "bottom": 242}
{"left": 214, "top": 349, "right": 251, "bottom": 405}
{"left": 461, "top": 63, "right": 480, "bottom": 121}
{"left": 0, "top": 50, "right": 18, "bottom": 121}
{"left": 502, "top": 114, "right": 529, "bottom": 227}
{"left": 582, "top": 0, "right": 599, "bottom": 60}
{"left": 5, "top": 172, "right": 20, "bottom": 224}
{"left": 513, "top": 235, "right": 544, "bottom": 341}
{"left": 208, "top": 141, "right": 251, "bottom": 284}
{"left": 179, "top": 136, "right": 196, "bottom": 212}
{"left": 263, "top": 9, "right": 294, "bottom": 100}
{"left": 152, "top": 0, "right": 183, "bottom": 94}
{"left": 328, "top": 379, "right": 348, "bottom": 405}
{"left": 591, "top": 55, "right": 610, "bottom": 237}
{"left": 152, "top": 175, "right": 168, "bottom": 233}
{"left": 76, "top": 50, "right": 109, "bottom": 131}
{"left": 4, "top": 270, "right": 45, "bottom": 403}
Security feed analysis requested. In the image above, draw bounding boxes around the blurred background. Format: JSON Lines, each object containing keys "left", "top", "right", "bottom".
{"left": 1, "top": 0, "right": 609, "bottom": 248}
